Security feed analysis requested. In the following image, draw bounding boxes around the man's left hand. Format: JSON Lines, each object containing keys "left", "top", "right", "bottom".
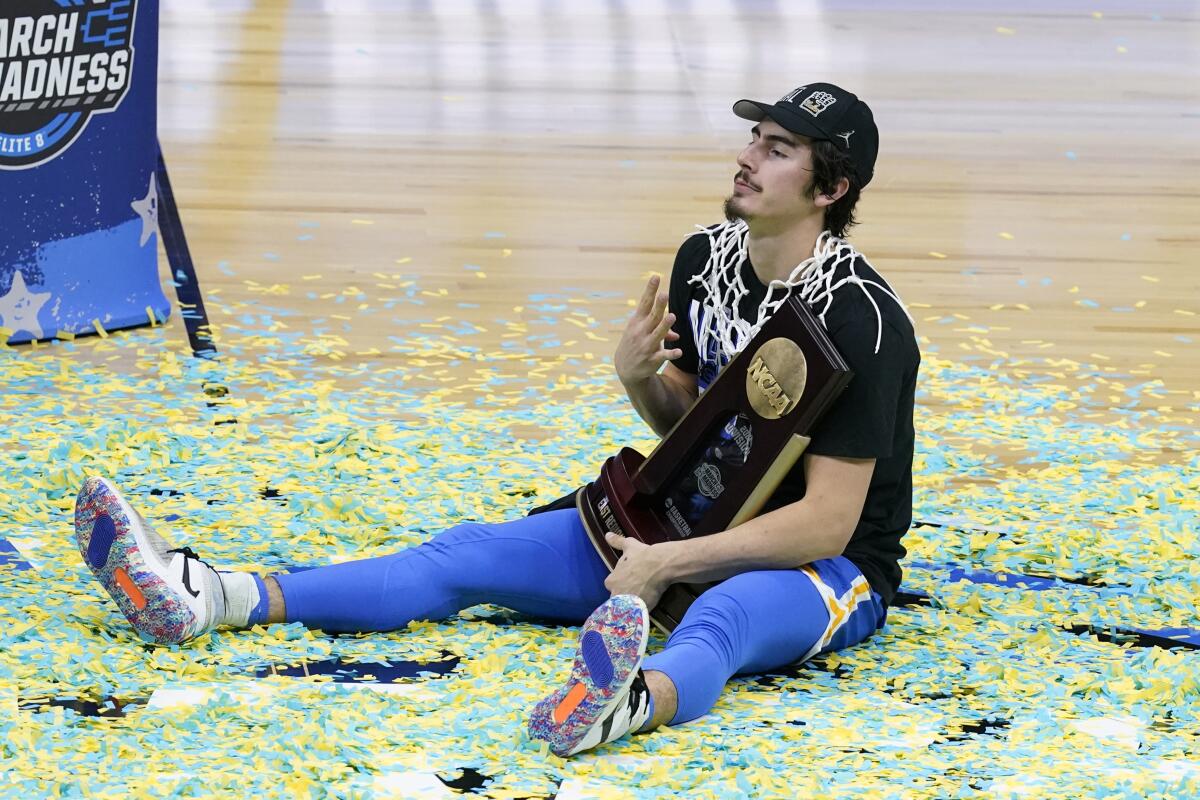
{"left": 604, "top": 532, "right": 672, "bottom": 608}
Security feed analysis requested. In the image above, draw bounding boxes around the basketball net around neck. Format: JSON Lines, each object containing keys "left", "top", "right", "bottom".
{"left": 687, "top": 219, "right": 914, "bottom": 365}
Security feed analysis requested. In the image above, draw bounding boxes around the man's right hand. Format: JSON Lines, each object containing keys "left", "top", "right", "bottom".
{"left": 613, "top": 275, "right": 683, "bottom": 386}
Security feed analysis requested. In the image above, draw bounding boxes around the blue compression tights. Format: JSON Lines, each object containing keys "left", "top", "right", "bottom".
{"left": 274, "top": 509, "right": 885, "bottom": 725}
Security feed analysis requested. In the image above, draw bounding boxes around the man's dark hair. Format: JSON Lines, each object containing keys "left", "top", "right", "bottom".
{"left": 807, "top": 139, "right": 862, "bottom": 238}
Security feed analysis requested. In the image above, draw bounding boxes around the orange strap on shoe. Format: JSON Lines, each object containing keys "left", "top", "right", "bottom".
{"left": 114, "top": 567, "right": 147, "bottom": 610}
{"left": 553, "top": 683, "right": 588, "bottom": 725}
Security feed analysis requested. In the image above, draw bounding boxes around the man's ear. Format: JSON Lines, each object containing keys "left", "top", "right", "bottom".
{"left": 814, "top": 176, "right": 850, "bottom": 208}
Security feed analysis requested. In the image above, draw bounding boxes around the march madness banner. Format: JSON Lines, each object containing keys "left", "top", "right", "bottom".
{"left": 0, "top": 0, "right": 169, "bottom": 344}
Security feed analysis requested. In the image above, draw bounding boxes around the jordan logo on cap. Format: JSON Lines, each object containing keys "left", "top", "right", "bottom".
{"left": 800, "top": 91, "right": 837, "bottom": 117}
{"left": 838, "top": 130, "right": 855, "bottom": 147}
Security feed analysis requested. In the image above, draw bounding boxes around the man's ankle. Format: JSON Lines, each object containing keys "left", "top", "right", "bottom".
{"left": 263, "top": 575, "right": 287, "bottom": 624}
{"left": 217, "top": 571, "right": 265, "bottom": 628}
{"left": 640, "top": 669, "right": 678, "bottom": 731}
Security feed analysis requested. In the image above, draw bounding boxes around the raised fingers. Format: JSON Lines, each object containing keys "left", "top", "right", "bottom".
{"left": 653, "top": 309, "right": 677, "bottom": 340}
{"left": 635, "top": 275, "right": 661, "bottom": 317}
{"left": 652, "top": 288, "right": 670, "bottom": 320}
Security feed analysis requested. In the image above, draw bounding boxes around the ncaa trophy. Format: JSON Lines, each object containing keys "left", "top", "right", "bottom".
{"left": 576, "top": 295, "right": 852, "bottom": 633}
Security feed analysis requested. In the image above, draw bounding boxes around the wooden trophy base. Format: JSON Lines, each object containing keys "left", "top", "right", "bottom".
{"left": 575, "top": 450, "right": 716, "bottom": 635}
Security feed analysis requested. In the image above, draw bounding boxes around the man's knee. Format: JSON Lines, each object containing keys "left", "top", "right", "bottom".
{"left": 667, "top": 583, "right": 753, "bottom": 663}
{"left": 418, "top": 520, "right": 508, "bottom": 569}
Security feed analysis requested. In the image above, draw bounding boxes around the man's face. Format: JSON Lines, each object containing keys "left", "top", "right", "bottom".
{"left": 725, "top": 117, "right": 818, "bottom": 225}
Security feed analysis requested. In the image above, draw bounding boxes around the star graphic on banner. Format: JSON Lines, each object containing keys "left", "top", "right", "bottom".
{"left": 131, "top": 173, "right": 159, "bottom": 247}
{"left": 0, "top": 271, "right": 52, "bottom": 340}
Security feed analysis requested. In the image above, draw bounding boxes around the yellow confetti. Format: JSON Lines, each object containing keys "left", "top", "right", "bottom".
{"left": 1173, "top": 309, "right": 1195, "bottom": 316}
{"left": 351, "top": 219, "right": 374, "bottom": 225}
{"left": 929, "top": 252, "right": 947, "bottom": 259}
{"left": 502, "top": 249, "right": 513, "bottom": 257}
{"left": 476, "top": 271, "right": 487, "bottom": 279}
{"left": 998, "top": 231, "right": 1014, "bottom": 239}
{"left": 56, "top": 330, "right": 75, "bottom": 341}
{"left": 395, "top": 257, "right": 412, "bottom": 265}
{"left": 145, "top": 306, "right": 157, "bottom": 327}
{"left": 996, "top": 26, "right": 1015, "bottom": 34}
{"left": 92, "top": 318, "right": 108, "bottom": 338}
{"left": 1, "top": 228, "right": 1194, "bottom": 799}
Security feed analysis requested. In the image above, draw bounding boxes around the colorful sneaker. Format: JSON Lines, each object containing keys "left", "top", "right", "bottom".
{"left": 528, "top": 594, "right": 652, "bottom": 757}
{"left": 74, "top": 476, "right": 226, "bottom": 645}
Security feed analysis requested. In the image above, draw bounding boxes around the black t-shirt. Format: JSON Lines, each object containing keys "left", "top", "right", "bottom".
{"left": 667, "top": 229, "right": 920, "bottom": 605}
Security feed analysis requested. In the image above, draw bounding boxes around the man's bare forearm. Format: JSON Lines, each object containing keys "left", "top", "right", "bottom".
{"left": 622, "top": 373, "right": 695, "bottom": 437}
{"left": 657, "top": 499, "right": 855, "bottom": 585}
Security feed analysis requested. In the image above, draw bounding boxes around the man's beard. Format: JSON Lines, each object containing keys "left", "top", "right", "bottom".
{"left": 723, "top": 195, "right": 746, "bottom": 222}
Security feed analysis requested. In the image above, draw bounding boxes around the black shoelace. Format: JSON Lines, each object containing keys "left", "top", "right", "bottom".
{"left": 168, "top": 546, "right": 217, "bottom": 572}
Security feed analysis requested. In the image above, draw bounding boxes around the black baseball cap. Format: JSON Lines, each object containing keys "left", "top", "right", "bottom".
{"left": 733, "top": 83, "right": 879, "bottom": 187}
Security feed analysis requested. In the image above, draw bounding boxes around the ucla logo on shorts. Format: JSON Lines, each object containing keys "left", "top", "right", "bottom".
{"left": 0, "top": 0, "right": 137, "bottom": 170}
